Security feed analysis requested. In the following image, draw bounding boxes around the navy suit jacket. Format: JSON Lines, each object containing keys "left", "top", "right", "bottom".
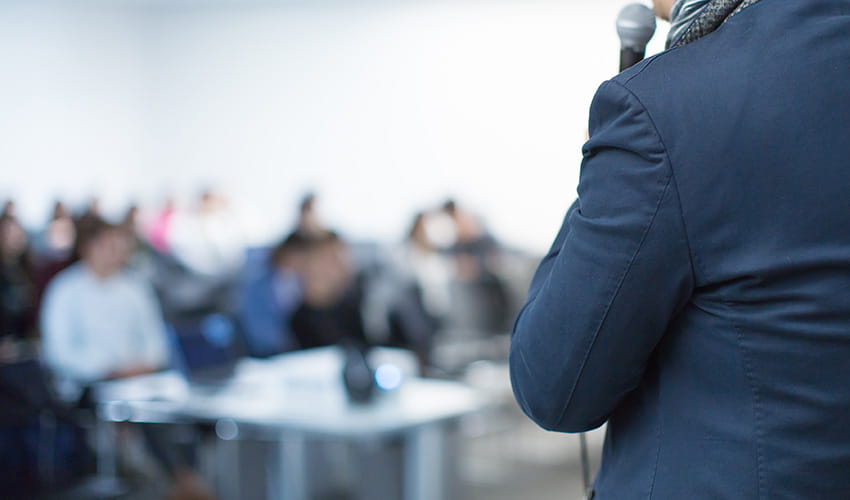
{"left": 510, "top": 1, "right": 850, "bottom": 498}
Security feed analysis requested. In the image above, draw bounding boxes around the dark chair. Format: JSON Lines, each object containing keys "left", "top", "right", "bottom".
{"left": 0, "top": 358, "right": 94, "bottom": 496}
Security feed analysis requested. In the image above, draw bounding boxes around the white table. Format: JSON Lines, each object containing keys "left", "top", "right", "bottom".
{"left": 93, "top": 347, "right": 488, "bottom": 500}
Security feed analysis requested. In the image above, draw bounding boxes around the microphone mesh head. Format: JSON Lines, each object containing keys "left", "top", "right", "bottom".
{"left": 616, "top": 3, "right": 657, "bottom": 51}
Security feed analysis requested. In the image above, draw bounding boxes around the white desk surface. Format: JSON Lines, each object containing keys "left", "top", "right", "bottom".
{"left": 93, "top": 346, "right": 488, "bottom": 437}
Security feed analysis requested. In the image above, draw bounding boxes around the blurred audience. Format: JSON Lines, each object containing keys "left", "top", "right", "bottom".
{"left": 290, "top": 231, "right": 367, "bottom": 349}
{"left": 38, "top": 214, "right": 215, "bottom": 498}
{"left": 40, "top": 218, "right": 170, "bottom": 401}
{"left": 143, "top": 190, "right": 246, "bottom": 319}
{"left": 169, "top": 189, "right": 246, "bottom": 278}
{"left": 122, "top": 203, "right": 158, "bottom": 270}
{"left": 74, "top": 197, "right": 102, "bottom": 234}
{"left": 38, "top": 201, "right": 76, "bottom": 263}
{"left": 238, "top": 232, "right": 306, "bottom": 357}
{"left": 0, "top": 191, "right": 533, "bottom": 497}
{"left": 241, "top": 199, "right": 444, "bottom": 363}
{"left": 441, "top": 199, "right": 511, "bottom": 333}
{"left": 1, "top": 191, "right": 521, "bottom": 365}
{"left": 0, "top": 215, "right": 37, "bottom": 339}
{"left": 398, "top": 211, "right": 453, "bottom": 322}
{"left": 356, "top": 212, "right": 448, "bottom": 367}
{"left": 147, "top": 196, "right": 177, "bottom": 253}
{"left": 441, "top": 199, "right": 500, "bottom": 281}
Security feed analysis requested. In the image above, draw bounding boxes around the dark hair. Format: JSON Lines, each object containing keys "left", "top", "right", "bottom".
{"left": 441, "top": 199, "right": 457, "bottom": 216}
{"left": 0, "top": 215, "right": 31, "bottom": 267}
{"left": 73, "top": 217, "right": 123, "bottom": 259}
{"left": 270, "top": 230, "right": 341, "bottom": 266}
{"left": 270, "top": 231, "right": 309, "bottom": 265}
{"left": 51, "top": 201, "right": 69, "bottom": 221}
{"left": 299, "top": 192, "right": 316, "bottom": 214}
{"left": 0, "top": 200, "right": 14, "bottom": 219}
{"left": 122, "top": 204, "right": 139, "bottom": 227}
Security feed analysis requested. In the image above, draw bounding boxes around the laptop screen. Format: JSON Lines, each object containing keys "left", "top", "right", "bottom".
{"left": 169, "top": 314, "right": 239, "bottom": 378}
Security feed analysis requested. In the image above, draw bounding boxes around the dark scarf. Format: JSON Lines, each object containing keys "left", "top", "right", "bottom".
{"left": 667, "top": 0, "right": 762, "bottom": 49}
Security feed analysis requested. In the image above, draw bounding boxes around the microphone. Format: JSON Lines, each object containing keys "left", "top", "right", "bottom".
{"left": 616, "top": 3, "right": 657, "bottom": 72}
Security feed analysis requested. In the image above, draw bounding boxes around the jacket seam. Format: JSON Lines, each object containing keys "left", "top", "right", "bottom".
{"left": 513, "top": 346, "right": 536, "bottom": 415}
{"left": 553, "top": 80, "right": 674, "bottom": 429}
{"left": 603, "top": 80, "right": 698, "bottom": 500}
{"left": 725, "top": 300, "right": 767, "bottom": 499}
{"left": 606, "top": 79, "right": 702, "bottom": 285}
{"left": 555, "top": 173, "right": 673, "bottom": 429}
{"left": 615, "top": 17, "right": 738, "bottom": 270}
{"left": 619, "top": 45, "right": 687, "bottom": 87}
{"left": 610, "top": 80, "right": 763, "bottom": 499}
{"left": 648, "top": 392, "right": 662, "bottom": 500}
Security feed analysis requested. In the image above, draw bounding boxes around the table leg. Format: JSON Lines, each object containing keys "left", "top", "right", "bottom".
{"left": 277, "top": 430, "right": 308, "bottom": 500}
{"left": 356, "top": 436, "right": 403, "bottom": 500}
{"left": 405, "top": 422, "right": 453, "bottom": 500}
{"left": 215, "top": 434, "right": 241, "bottom": 500}
{"left": 85, "top": 418, "right": 127, "bottom": 496}
{"left": 96, "top": 418, "right": 117, "bottom": 478}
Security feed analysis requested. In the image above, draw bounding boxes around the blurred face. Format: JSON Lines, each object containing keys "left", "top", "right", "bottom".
{"left": 83, "top": 229, "right": 132, "bottom": 276}
{"left": 308, "top": 240, "right": 351, "bottom": 280}
{"left": 0, "top": 218, "right": 28, "bottom": 261}
{"left": 274, "top": 248, "right": 304, "bottom": 275}
{"left": 301, "top": 240, "right": 352, "bottom": 306}
{"left": 455, "top": 211, "right": 482, "bottom": 243}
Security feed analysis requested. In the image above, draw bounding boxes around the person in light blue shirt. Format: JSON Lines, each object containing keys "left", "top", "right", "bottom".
{"left": 41, "top": 219, "right": 169, "bottom": 401}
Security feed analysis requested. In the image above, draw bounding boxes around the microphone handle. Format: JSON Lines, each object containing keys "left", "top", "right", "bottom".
{"left": 620, "top": 47, "right": 646, "bottom": 72}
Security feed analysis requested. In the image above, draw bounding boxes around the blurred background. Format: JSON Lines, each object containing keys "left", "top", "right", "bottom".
{"left": 1, "top": 0, "right": 667, "bottom": 253}
{"left": 0, "top": 0, "right": 668, "bottom": 499}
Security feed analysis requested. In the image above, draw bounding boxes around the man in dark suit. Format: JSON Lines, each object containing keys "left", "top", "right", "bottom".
{"left": 510, "top": 0, "right": 850, "bottom": 497}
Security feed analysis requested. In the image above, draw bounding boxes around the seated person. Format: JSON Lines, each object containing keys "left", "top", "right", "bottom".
{"left": 40, "top": 219, "right": 215, "bottom": 499}
{"left": 0, "top": 214, "right": 37, "bottom": 340}
{"left": 39, "top": 201, "right": 76, "bottom": 263}
{"left": 290, "top": 232, "right": 368, "bottom": 349}
{"left": 238, "top": 233, "right": 307, "bottom": 357}
{"left": 291, "top": 232, "right": 437, "bottom": 367}
{"left": 41, "top": 218, "right": 169, "bottom": 401}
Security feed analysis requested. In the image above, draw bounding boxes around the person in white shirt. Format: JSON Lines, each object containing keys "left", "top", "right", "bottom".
{"left": 41, "top": 218, "right": 169, "bottom": 400}
{"left": 42, "top": 218, "right": 217, "bottom": 499}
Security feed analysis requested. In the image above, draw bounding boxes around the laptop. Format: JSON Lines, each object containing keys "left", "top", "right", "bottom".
{"left": 169, "top": 314, "right": 241, "bottom": 388}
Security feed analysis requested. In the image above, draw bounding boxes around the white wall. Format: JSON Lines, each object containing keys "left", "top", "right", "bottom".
{"left": 0, "top": 0, "right": 667, "bottom": 252}
{"left": 0, "top": 1, "right": 152, "bottom": 224}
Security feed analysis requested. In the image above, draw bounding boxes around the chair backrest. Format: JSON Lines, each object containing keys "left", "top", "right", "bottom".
{"left": 0, "top": 358, "right": 61, "bottom": 425}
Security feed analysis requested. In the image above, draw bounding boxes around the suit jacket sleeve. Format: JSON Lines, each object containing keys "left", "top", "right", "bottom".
{"left": 510, "top": 79, "right": 695, "bottom": 433}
